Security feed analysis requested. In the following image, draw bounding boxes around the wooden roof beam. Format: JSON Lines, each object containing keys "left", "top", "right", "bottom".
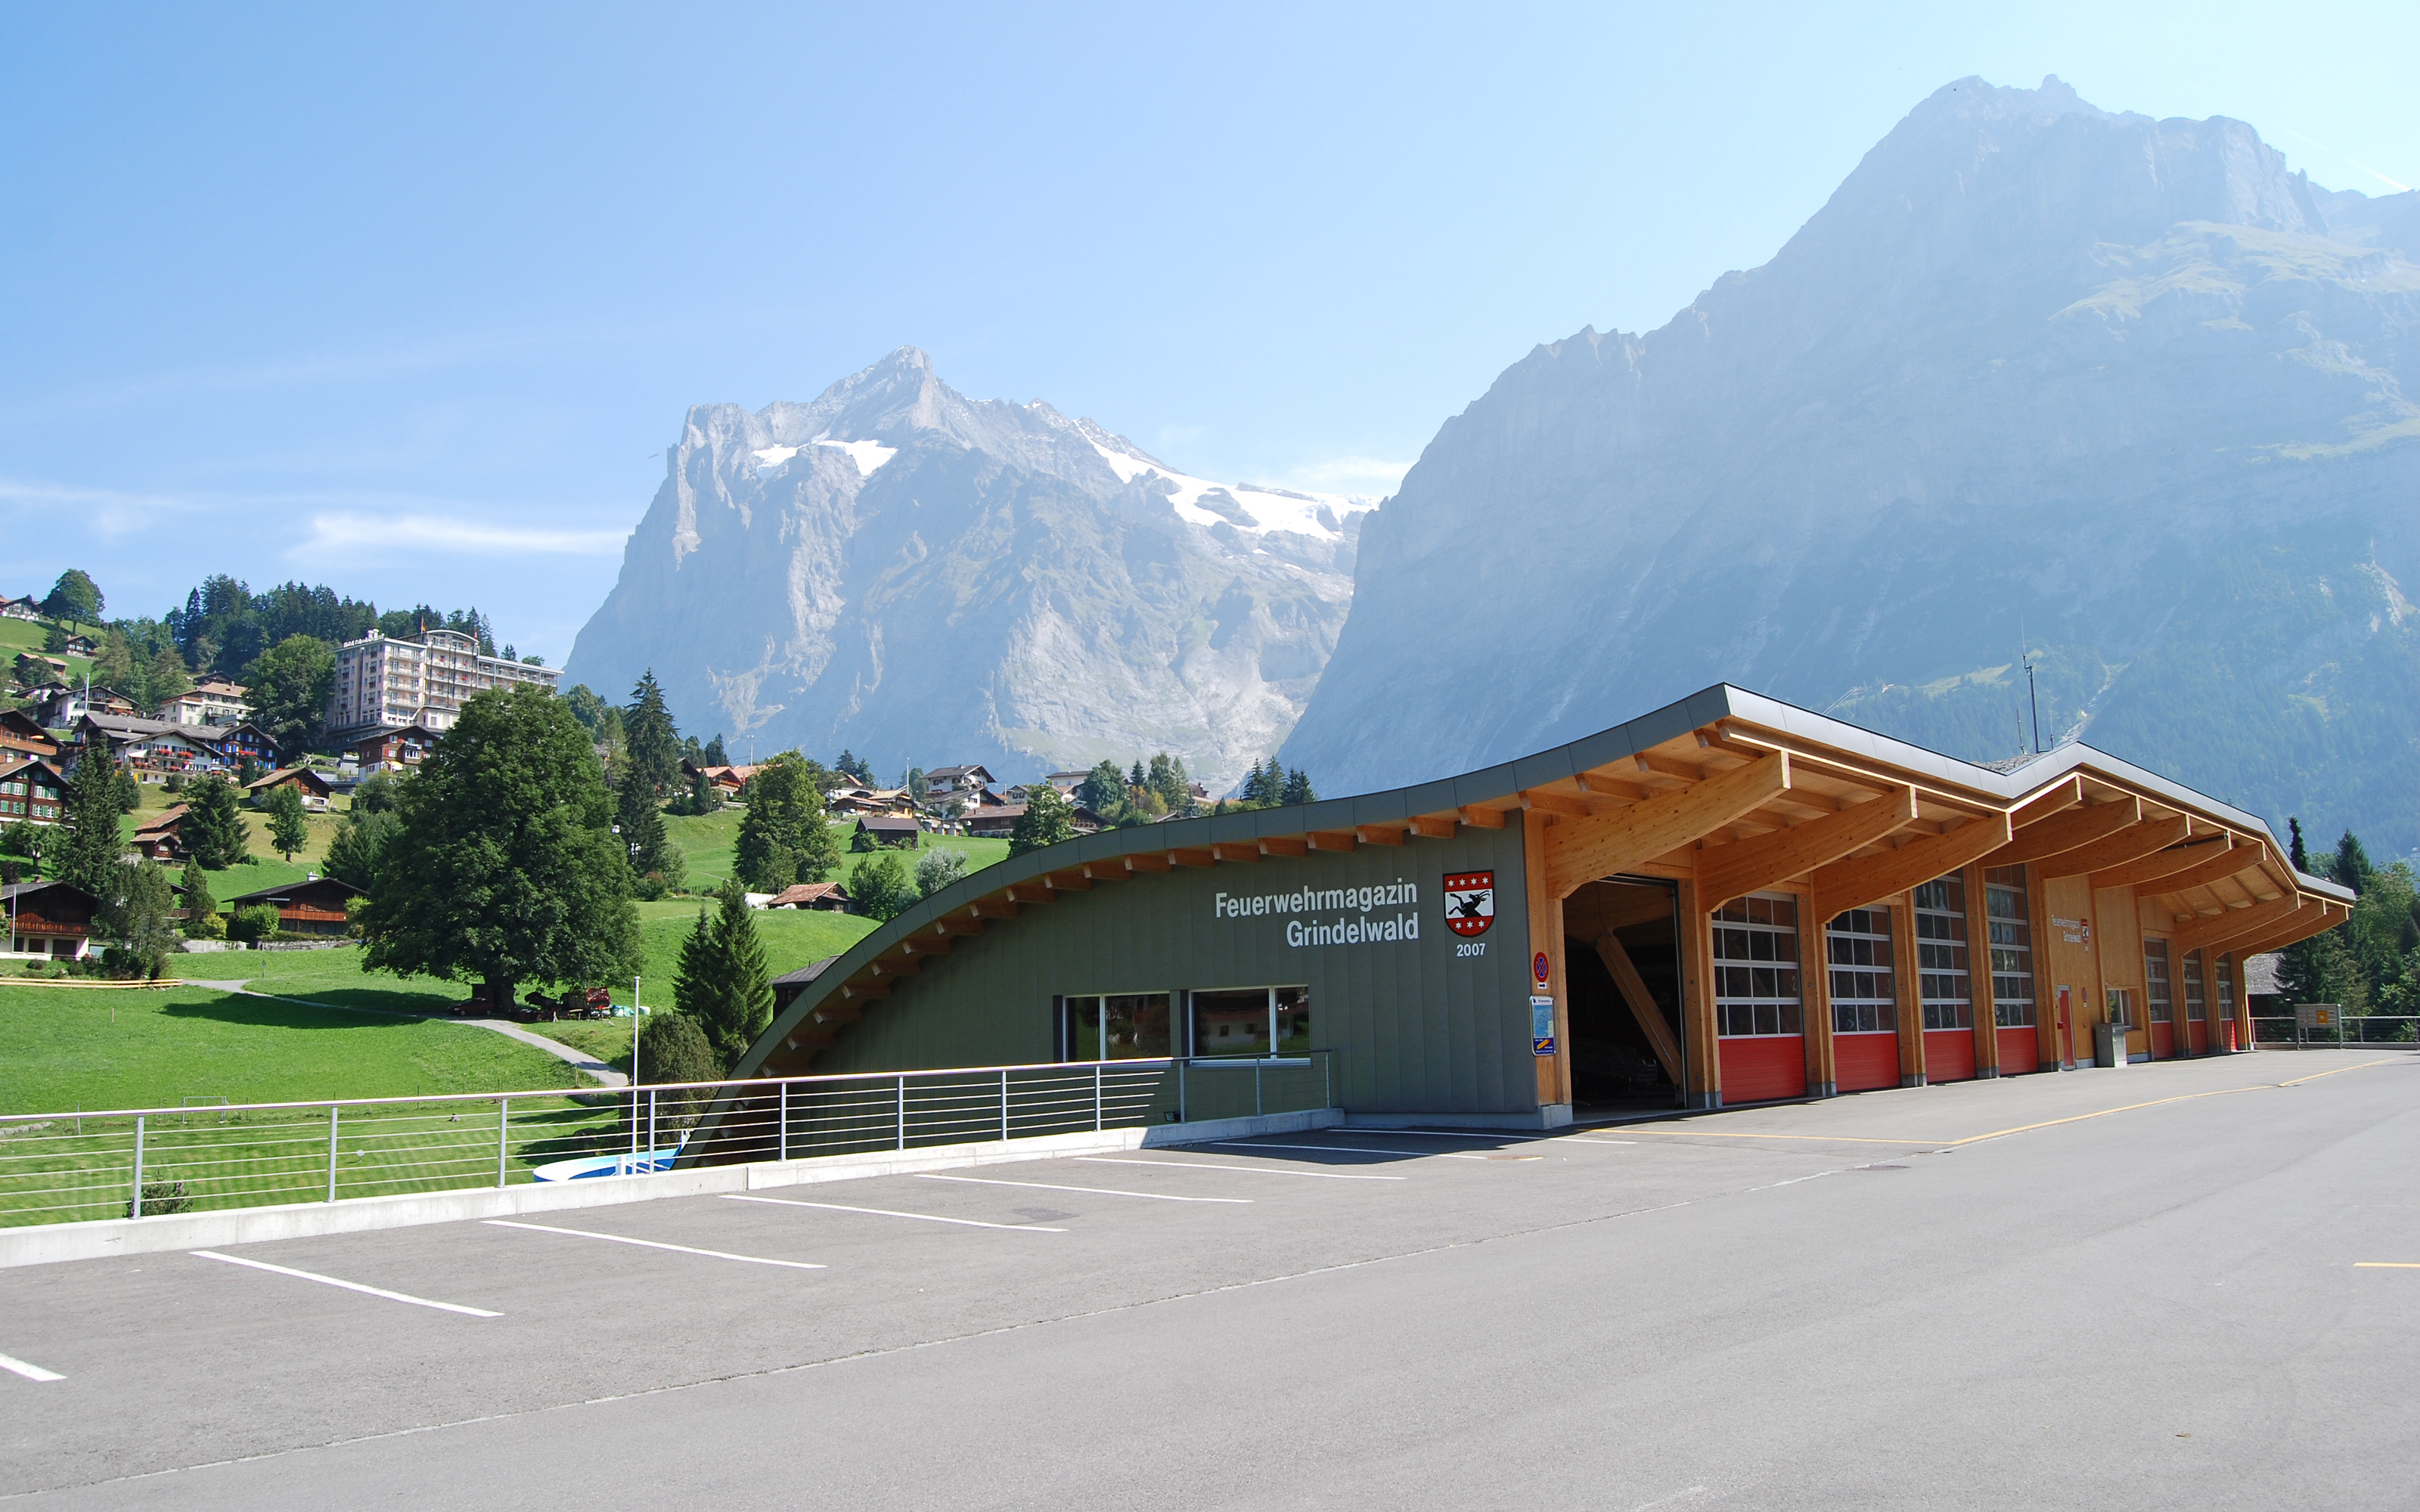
{"left": 1575, "top": 770, "right": 1653, "bottom": 802}
{"left": 1126, "top": 852, "right": 1174, "bottom": 872}
{"left": 1004, "top": 883, "right": 1056, "bottom": 905}
{"left": 969, "top": 897, "right": 1020, "bottom": 919}
{"left": 1210, "top": 842, "right": 1261, "bottom": 863}
{"left": 1168, "top": 847, "right": 1217, "bottom": 867}
{"left": 2009, "top": 776, "right": 2084, "bottom": 829}
{"left": 1698, "top": 784, "right": 1920, "bottom": 910}
{"left": 2036, "top": 814, "right": 2192, "bottom": 881}
{"left": 1810, "top": 810, "right": 2014, "bottom": 915}
{"left": 1355, "top": 824, "right": 1407, "bottom": 847}
{"left": 1544, "top": 752, "right": 1791, "bottom": 900}
{"left": 1307, "top": 831, "right": 1357, "bottom": 852}
{"left": 1045, "top": 870, "right": 1094, "bottom": 891}
{"left": 1985, "top": 796, "right": 2142, "bottom": 869}
{"left": 1407, "top": 815, "right": 1458, "bottom": 840}
{"left": 1521, "top": 789, "right": 1592, "bottom": 819}
{"left": 2223, "top": 901, "right": 2347, "bottom": 960}
{"left": 1458, "top": 805, "right": 1508, "bottom": 829}
{"left": 1081, "top": 860, "right": 1128, "bottom": 881}
{"left": 2089, "top": 835, "right": 2236, "bottom": 893}
{"left": 2170, "top": 893, "right": 2310, "bottom": 957}
{"left": 1258, "top": 837, "right": 1308, "bottom": 859}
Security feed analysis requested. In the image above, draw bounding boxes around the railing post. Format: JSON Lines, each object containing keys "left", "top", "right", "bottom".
{"left": 1001, "top": 1069, "right": 1011, "bottom": 1143}
{"left": 327, "top": 1105, "right": 340, "bottom": 1202}
{"left": 497, "top": 1097, "right": 510, "bottom": 1188}
{"left": 1094, "top": 1061, "right": 1103, "bottom": 1132}
{"left": 1255, "top": 1060, "right": 1264, "bottom": 1117}
{"left": 131, "top": 1114, "right": 145, "bottom": 1217}
{"left": 779, "top": 1080, "right": 790, "bottom": 1163}
{"left": 1177, "top": 1058, "right": 1187, "bottom": 1124}
{"left": 897, "top": 1074, "right": 907, "bottom": 1151}
{"left": 647, "top": 1088, "right": 657, "bottom": 1166}
{"left": 1323, "top": 1050, "right": 1333, "bottom": 1110}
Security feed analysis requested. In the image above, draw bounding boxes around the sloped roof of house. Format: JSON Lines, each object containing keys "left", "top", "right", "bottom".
{"left": 766, "top": 881, "right": 851, "bottom": 907}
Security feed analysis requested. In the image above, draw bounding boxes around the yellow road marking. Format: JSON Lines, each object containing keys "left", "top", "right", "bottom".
{"left": 1618, "top": 1058, "right": 2402, "bottom": 1150}
{"left": 2355, "top": 1263, "right": 2420, "bottom": 1269}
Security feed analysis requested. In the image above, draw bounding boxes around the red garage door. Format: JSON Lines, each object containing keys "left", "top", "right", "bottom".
{"left": 1714, "top": 894, "right": 1807, "bottom": 1103}
{"left": 2145, "top": 940, "right": 2175, "bottom": 1060}
{"left": 1829, "top": 906, "right": 1900, "bottom": 1092}
{"left": 1986, "top": 866, "right": 2041, "bottom": 1074}
{"left": 1915, "top": 876, "right": 1975, "bottom": 1083}
{"left": 2182, "top": 949, "right": 2208, "bottom": 1056}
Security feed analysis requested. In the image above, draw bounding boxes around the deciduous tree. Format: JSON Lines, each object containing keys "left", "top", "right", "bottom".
{"left": 1009, "top": 787, "right": 1076, "bottom": 857}
{"left": 264, "top": 782, "right": 309, "bottom": 862}
{"left": 41, "top": 569, "right": 102, "bottom": 624}
{"left": 852, "top": 850, "right": 919, "bottom": 921}
{"left": 357, "top": 685, "right": 641, "bottom": 1012}
{"left": 244, "top": 634, "right": 337, "bottom": 754}
{"left": 734, "top": 751, "right": 837, "bottom": 891}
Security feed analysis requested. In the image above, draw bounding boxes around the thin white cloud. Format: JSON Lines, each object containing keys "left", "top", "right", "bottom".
{"left": 2282, "top": 129, "right": 2411, "bottom": 194}
{"left": 288, "top": 512, "right": 629, "bottom": 562}
{"left": 0, "top": 476, "right": 201, "bottom": 537}
{"left": 1285, "top": 455, "right": 1415, "bottom": 495}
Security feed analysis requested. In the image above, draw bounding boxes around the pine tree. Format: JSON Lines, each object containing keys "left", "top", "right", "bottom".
{"left": 51, "top": 750, "right": 129, "bottom": 898}
{"left": 678, "top": 881, "right": 772, "bottom": 1064}
{"left": 180, "top": 774, "right": 250, "bottom": 870}
{"left": 102, "top": 860, "right": 180, "bottom": 979}
{"left": 1129, "top": 760, "right": 1146, "bottom": 789}
{"left": 2332, "top": 830, "right": 2374, "bottom": 896}
{"left": 179, "top": 861, "right": 222, "bottom": 939}
{"left": 1281, "top": 767, "right": 1314, "bottom": 806}
{"left": 1147, "top": 752, "right": 1189, "bottom": 812}
{"left": 734, "top": 751, "right": 837, "bottom": 890}
{"left": 622, "top": 671, "right": 683, "bottom": 796}
{"left": 700, "top": 733, "right": 728, "bottom": 767}
{"left": 2288, "top": 817, "right": 2309, "bottom": 873}
{"left": 616, "top": 773, "right": 672, "bottom": 878}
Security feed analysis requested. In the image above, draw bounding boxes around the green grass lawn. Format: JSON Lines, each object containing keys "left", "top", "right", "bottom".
{"left": 659, "top": 810, "right": 1010, "bottom": 894}
{"left": 0, "top": 981, "right": 631, "bottom": 1227}
{"left": 0, "top": 981, "right": 580, "bottom": 1116}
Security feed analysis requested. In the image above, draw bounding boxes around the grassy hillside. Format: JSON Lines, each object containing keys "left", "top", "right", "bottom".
{"left": 120, "top": 779, "right": 342, "bottom": 899}
{"left": 659, "top": 807, "right": 1008, "bottom": 893}
{"left": 0, "top": 612, "right": 99, "bottom": 688}
{"left": 0, "top": 981, "right": 580, "bottom": 1115}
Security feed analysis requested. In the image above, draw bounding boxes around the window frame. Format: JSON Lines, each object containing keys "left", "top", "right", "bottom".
{"left": 1182, "top": 984, "right": 1313, "bottom": 1066}
{"left": 1827, "top": 905, "right": 1899, "bottom": 1036}
{"left": 1984, "top": 866, "right": 2037, "bottom": 1029}
{"left": 1713, "top": 892, "right": 1803, "bottom": 1038}
{"left": 1912, "top": 875, "right": 1973, "bottom": 1032}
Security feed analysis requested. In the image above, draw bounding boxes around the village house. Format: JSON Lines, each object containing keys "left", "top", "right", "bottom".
{"left": 764, "top": 881, "right": 852, "bottom": 912}
{"left": 2, "top": 879, "right": 97, "bottom": 959}
{"left": 28, "top": 684, "right": 135, "bottom": 727}
{"left": 247, "top": 765, "right": 334, "bottom": 811}
{"left": 12, "top": 654, "right": 70, "bottom": 691}
{"left": 962, "top": 801, "right": 1106, "bottom": 840}
{"left": 76, "top": 714, "right": 234, "bottom": 782}
{"left": 922, "top": 764, "right": 996, "bottom": 799}
{"left": 681, "top": 760, "right": 756, "bottom": 799}
{"left": 350, "top": 722, "right": 440, "bottom": 773}
{"left": 0, "top": 757, "right": 67, "bottom": 828}
{"left": 132, "top": 804, "right": 189, "bottom": 860}
{"left": 59, "top": 634, "right": 97, "bottom": 657}
{"left": 154, "top": 675, "right": 252, "bottom": 728}
{"left": 222, "top": 876, "right": 364, "bottom": 938}
{"left": 0, "top": 595, "right": 40, "bottom": 621}
{"left": 215, "top": 722, "right": 282, "bottom": 770}
{"left": 852, "top": 815, "right": 923, "bottom": 850}
{"left": 0, "top": 710, "right": 60, "bottom": 762}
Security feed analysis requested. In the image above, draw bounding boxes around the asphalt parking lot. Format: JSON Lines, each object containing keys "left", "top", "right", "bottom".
{"left": 5, "top": 1048, "right": 2415, "bottom": 1510}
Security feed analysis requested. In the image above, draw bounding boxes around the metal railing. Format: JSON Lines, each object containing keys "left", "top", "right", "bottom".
{"left": 0, "top": 1051, "right": 1337, "bottom": 1229}
{"left": 2251, "top": 1015, "right": 2420, "bottom": 1049}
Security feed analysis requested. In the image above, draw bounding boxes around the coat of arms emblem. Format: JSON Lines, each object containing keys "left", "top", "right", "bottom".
{"left": 1443, "top": 871, "right": 1495, "bottom": 937}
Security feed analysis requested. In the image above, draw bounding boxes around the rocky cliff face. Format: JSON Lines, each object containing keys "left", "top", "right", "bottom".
{"left": 564, "top": 350, "right": 1376, "bottom": 789}
{"left": 1281, "top": 76, "right": 2420, "bottom": 852}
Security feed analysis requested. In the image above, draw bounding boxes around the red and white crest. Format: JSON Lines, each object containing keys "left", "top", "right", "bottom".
{"left": 1443, "top": 871, "right": 1495, "bottom": 937}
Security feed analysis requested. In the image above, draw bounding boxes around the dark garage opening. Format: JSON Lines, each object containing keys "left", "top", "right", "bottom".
{"left": 1564, "top": 878, "right": 1685, "bottom": 1113}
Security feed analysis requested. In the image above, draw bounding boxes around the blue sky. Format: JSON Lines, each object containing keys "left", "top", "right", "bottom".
{"left": 4, "top": 2, "right": 2412, "bottom": 665}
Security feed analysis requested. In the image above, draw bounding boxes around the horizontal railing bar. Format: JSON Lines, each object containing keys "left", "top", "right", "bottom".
{"left": 0, "top": 1052, "right": 1329, "bottom": 1126}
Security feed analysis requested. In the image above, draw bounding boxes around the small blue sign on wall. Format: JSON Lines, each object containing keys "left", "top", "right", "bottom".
{"left": 1531, "top": 996, "right": 1556, "bottom": 1057}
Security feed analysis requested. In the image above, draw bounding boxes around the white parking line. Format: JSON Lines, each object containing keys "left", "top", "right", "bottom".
{"left": 1347, "top": 1129, "right": 1637, "bottom": 1147}
{"left": 0, "top": 1351, "right": 64, "bottom": 1383}
{"left": 1208, "top": 1139, "right": 1498, "bottom": 1161}
{"left": 482, "top": 1219, "right": 826, "bottom": 1269}
{"left": 916, "top": 1173, "right": 1252, "bottom": 1204}
{"left": 1080, "top": 1157, "right": 1407, "bottom": 1182}
{"left": 722, "top": 1194, "right": 1066, "bottom": 1232}
{"left": 190, "top": 1250, "right": 501, "bottom": 1317}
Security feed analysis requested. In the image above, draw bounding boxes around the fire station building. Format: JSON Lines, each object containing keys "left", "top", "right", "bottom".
{"left": 734, "top": 686, "right": 2351, "bottom": 1124}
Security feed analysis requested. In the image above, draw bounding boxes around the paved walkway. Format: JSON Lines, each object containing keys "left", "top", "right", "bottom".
{"left": 180, "top": 981, "right": 628, "bottom": 1087}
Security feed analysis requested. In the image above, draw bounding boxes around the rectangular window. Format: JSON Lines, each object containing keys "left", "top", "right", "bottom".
{"left": 1713, "top": 893, "right": 1802, "bottom": 1037}
{"left": 1984, "top": 864, "right": 2037, "bottom": 1028}
{"left": 2144, "top": 940, "right": 2172, "bottom": 1023}
{"left": 2106, "top": 987, "right": 2134, "bottom": 1028}
{"left": 1828, "top": 906, "right": 1897, "bottom": 1033}
{"left": 1187, "top": 987, "right": 1308, "bottom": 1060}
{"left": 1912, "top": 875, "right": 1972, "bottom": 1030}
{"left": 1059, "top": 993, "right": 1172, "bottom": 1061}
{"left": 2183, "top": 950, "right": 2207, "bottom": 1022}
{"left": 2216, "top": 954, "right": 2235, "bottom": 1018}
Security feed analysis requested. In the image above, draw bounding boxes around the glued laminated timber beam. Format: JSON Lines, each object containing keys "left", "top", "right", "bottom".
{"left": 1696, "top": 784, "right": 1920, "bottom": 909}
{"left": 1542, "top": 752, "right": 1791, "bottom": 900}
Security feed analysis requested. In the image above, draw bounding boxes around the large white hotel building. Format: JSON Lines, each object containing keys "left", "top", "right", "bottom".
{"left": 324, "top": 627, "right": 561, "bottom": 743}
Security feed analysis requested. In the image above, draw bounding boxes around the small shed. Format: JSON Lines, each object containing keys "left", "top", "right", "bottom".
{"left": 247, "top": 765, "right": 334, "bottom": 811}
{"left": 132, "top": 803, "right": 190, "bottom": 860}
{"left": 765, "top": 881, "right": 852, "bottom": 912}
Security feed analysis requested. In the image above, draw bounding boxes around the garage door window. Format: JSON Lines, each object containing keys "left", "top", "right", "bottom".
{"left": 2182, "top": 950, "right": 2206, "bottom": 1021}
{"left": 1913, "top": 877, "right": 1972, "bottom": 1030}
{"left": 1984, "top": 865, "right": 2037, "bottom": 1028}
{"left": 1828, "top": 907, "right": 1897, "bottom": 1034}
{"left": 1060, "top": 993, "right": 1173, "bottom": 1061}
{"left": 1714, "top": 894, "right": 1801, "bottom": 1036}
{"left": 2144, "top": 940, "right": 2173, "bottom": 1023}
{"left": 1189, "top": 987, "right": 1309, "bottom": 1059}
{"left": 2216, "top": 954, "right": 2235, "bottom": 1017}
